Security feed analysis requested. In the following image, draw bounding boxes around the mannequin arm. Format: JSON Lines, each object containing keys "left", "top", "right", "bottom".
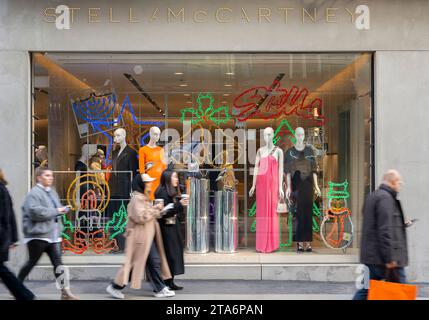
{"left": 286, "top": 173, "right": 291, "bottom": 199}
{"left": 313, "top": 173, "right": 321, "bottom": 196}
{"left": 249, "top": 149, "right": 260, "bottom": 196}
{"left": 278, "top": 149, "right": 284, "bottom": 198}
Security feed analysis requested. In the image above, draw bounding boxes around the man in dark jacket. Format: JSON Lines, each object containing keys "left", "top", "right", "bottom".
{"left": 353, "top": 169, "right": 412, "bottom": 300}
{"left": 0, "top": 169, "right": 35, "bottom": 300}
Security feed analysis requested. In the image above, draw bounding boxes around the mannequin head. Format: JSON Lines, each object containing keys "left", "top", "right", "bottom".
{"left": 295, "top": 127, "right": 305, "bottom": 145}
{"left": 113, "top": 128, "right": 127, "bottom": 145}
{"left": 35, "top": 145, "right": 48, "bottom": 162}
{"left": 263, "top": 127, "right": 274, "bottom": 145}
{"left": 149, "top": 126, "right": 161, "bottom": 144}
{"left": 81, "top": 144, "right": 91, "bottom": 159}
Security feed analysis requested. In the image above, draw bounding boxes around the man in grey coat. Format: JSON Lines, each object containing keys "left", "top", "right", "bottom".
{"left": 18, "top": 167, "right": 79, "bottom": 300}
{"left": 353, "top": 169, "right": 413, "bottom": 300}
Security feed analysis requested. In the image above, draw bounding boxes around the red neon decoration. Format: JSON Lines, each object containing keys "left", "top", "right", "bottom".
{"left": 80, "top": 189, "right": 98, "bottom": 210}
{"left": 233, "top": 81, "right": 326, "bottom": 125}
{"left": 324, "top": 207, "right": 351, "bottom": 247}
{"left": 62, "top": 229, "right": 119, "bottom": 255}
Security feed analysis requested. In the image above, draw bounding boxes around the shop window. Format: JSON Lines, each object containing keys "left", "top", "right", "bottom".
{"left": 32, "top": 53, "right": 372, "bottom": 256}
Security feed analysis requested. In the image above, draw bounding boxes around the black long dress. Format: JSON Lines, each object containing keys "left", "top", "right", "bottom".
{"left": 284, "top": 146, "right": 317, "bottom": 242}
{"left": 154, "top": 186, "right": 185, "bottom": 276}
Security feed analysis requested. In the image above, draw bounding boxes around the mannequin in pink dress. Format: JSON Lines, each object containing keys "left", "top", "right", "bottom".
{"left": 249, "top": 127, "right": 284, "bottom": 253}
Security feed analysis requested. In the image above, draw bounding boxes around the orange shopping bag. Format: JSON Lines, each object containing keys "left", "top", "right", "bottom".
{"left": 368, "top": 279, "right": 418, "bottom": 300}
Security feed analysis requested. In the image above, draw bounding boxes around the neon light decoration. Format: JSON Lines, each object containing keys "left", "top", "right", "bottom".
{"left": 170, "top": 92, "right": 243, "bottom": 169}
{"left": 326, "top": 181, "right": 350, "bottom": 200}
{"left": 71, "top": 93, "right": 164, "bottom": 164}
{"left": 105, "top": 202, "right": 128, "bottom": 240}
{"left": 61, "top": 172, "right": 128, "bottom": 254}
{"left": 180, "top": 93, "right": 231, "bottom": 126}
{"left": 320, "top": 180, "right": 354, "bottom": 250}
{"left": 233, "top": 81, "right": 326, "bottom": 125}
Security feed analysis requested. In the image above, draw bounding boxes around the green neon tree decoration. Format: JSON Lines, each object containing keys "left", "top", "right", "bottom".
{"left": 312, "top": 202, "right": 322, "bottom": 232}
{"left": 61, "top": 214, "right": 75, "bottom": 241}
{"left": 180, "top": 93, "right": 231, "bottom": 126}
{"left": 250, "top": 220, "right": 257, "bottom": 232}
{"left": 248, "top": 202, "right": 256, "bottom": 217}
{"left": 326, "top": 181, "right": 350, "bottom": 200}
{"left": 105, "top": 202, "right": 128, "bottom": 240}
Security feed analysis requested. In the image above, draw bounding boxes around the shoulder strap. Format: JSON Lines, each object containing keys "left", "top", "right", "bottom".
{"left": 269, "top": 146, "right": 278, "bottom": 156}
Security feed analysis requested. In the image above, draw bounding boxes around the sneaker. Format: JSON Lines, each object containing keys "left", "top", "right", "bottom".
{"left": 153, "top": 287, "right": 175, "bottom": 298}
{"left": 106, "top": 284, "right": 125, "bottom": 299}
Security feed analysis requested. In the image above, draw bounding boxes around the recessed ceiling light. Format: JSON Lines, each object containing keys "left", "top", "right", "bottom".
{"left": 180, "top": 84, "right": 188, "bottom": 87}
{"left": 184, "top": 93, "right": 191, "bottom": 96}
{"left": 226, "top": 72, "right": 235, "bottom": 75}
{"left": 223, "top": 93, "right": 230, "bottom": 96}
{"left": 224, "top": 84, "right": 232, "bottom": 87}
{"left": 133, "top": 65, "right": 143, "bottom": 75}
{"left": 174, "top": 72, "right": 183, "bottom": 75}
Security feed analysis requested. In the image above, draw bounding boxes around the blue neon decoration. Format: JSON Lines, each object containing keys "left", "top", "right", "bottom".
{"left": 72, "top": 93, "right": 164, "bottom": 164}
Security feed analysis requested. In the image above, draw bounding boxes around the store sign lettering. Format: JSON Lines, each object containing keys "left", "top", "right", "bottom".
{"left": 232, "top": 81, "right": 326, "bottom": 125}
{"left": 46, "top": 5, "right": 370, "bottom": 31}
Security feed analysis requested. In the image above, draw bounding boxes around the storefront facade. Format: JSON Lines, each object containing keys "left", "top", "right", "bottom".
{"left": 1, "top": 0, "right": 428, "bottom": 282}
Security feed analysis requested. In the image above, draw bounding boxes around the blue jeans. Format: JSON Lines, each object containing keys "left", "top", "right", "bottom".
{"left": 353, "top": 264, "right": 407, "bottom": 300}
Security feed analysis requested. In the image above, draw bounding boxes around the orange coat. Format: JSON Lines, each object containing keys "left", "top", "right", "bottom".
{"left": 113, "top": 192, "right": 172, "bottom": 289}
{"left": 138, "top": 146, "right": 167, "bottom": 200}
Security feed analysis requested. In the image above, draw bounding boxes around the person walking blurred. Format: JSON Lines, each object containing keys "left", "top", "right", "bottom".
{"left": 106, "top": 173, "right": 175, "bottom": 299}
{"left": 0, "top": 169, "right": 35, "bottom": 300}
{"left": 353, "top": 169, "right": 413, "bottom": 300}
{"left": 18, "top": 167, "right": 79, "bottom": 300}
{"left": 155, "top": 170, "right": 188, "bottom": 291}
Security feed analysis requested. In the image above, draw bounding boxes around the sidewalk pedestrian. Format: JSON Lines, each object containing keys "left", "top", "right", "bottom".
{"left": 0, "top": 169, "right": 35, "bottom": 300}
{"left": 106, "top": 173, "right": 175, "bottom": 299}
{"left": 17, "top": 167, "right": 79, "bottom": 300}
{"left": 155, "top": 170, "right": 188, "bottom": 291}
{"left": 353, "top": 169, "right": 413, "bottom": 300}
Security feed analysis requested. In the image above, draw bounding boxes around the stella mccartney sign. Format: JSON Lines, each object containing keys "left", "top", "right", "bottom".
{"left": 44, "top": 4, "right": 370, "bottom": 30}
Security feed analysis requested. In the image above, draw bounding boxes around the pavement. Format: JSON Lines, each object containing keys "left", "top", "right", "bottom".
{"left": 1, "top": 280, "right": 429, "bottom": 300}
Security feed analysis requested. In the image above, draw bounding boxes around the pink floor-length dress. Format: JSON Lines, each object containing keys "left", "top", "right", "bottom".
{"left": 255, "top": 154, "right": 280, "bottom": 253}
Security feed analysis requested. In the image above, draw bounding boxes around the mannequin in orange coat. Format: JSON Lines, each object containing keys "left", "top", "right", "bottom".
{"left": 139, "top": 127, "right": 167, "bottom": 200}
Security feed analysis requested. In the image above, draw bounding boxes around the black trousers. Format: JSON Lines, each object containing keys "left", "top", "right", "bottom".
{"left": 18, "top": 240, "right": 64, "bottom": 282}
{"left": 0, "top": 262, "right": 35, "bottom": 300}
{"left": 113, "top": 242, "right": 165, "bottom": 293}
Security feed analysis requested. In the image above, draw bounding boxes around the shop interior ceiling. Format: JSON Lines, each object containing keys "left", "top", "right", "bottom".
{"left": 33, "top": 53, "right": 371, "bottom": 132}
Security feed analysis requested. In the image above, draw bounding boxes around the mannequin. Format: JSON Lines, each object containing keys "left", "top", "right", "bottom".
{"left": 75, "top": 144, "right": 91, "bottom": 172}
{"left": 110, "top": 128, "right": 139, "bottom": 197}
{"left": 138, "top": 126, "right": 167, "bottom": 200}
{"left": 35, "top": 145, "right": 48, "bottom": 168}
{"left": 285, "top": 127, "right": 321, "bottom": 253}
{"left": 249, "top": 127, "right": 284, "bottom": 253}
{"left": 108, "top": 128, "right": 139, "bottom": 252}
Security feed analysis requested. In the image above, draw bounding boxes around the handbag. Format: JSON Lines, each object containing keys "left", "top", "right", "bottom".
{"left": 277, "top": 196, "right": 288, "bottom": 213}
{"left": 368, "top": 269, "right": 418, "bottom": 300}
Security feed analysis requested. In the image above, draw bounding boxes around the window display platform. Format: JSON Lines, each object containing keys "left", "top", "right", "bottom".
{"left": 30, "top": 249, "right": 359, "bottom": 282}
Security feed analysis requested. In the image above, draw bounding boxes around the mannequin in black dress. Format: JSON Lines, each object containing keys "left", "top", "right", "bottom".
{"left": 285, "top": 127, "right": 321, "bottom": 253}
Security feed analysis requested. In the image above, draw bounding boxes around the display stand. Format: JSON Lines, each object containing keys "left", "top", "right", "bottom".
{"left": 215, "top": 191, "right": 238, "bottom": 253}
{"left": 186, "top": 177, "right": 210, "bottom": 253}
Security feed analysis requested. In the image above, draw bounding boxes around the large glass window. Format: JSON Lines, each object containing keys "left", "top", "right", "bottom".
{"left": 32, "top": 53, "right": 372, "bottom": 257}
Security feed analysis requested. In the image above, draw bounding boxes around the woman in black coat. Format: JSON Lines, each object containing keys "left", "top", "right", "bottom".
{"left": 154, "top": 170, "right": 189, "bottom": 290}
{"left": 0, "top": 169, "right": 35, "bottom": 300}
